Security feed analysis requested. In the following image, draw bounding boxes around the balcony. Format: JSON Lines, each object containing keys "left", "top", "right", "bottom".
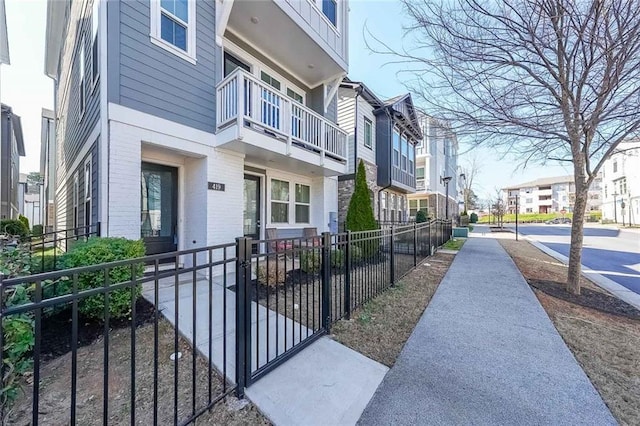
{"left": 216, "top": 69, "right": 348, "bottom": 176}
{"left": 391, "top": 166, "right": 416, "bottom": 193}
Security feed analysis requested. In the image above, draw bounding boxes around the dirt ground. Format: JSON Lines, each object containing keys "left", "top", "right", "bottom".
{"left": 331, "top": 252, "right": 455, "bottom": 367}
{"left": 500, "top": 239, "right": 640, "bottom": 426}
{"left": 7, "top": 319, "right": 270, "bottom": 426}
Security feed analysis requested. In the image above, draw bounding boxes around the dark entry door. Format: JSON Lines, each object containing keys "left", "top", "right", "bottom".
{"left": 243, "top": 175, "right": 261, "bottom": 240}
{"left": 141, "top": 162, "right": 178, "bottom": 255}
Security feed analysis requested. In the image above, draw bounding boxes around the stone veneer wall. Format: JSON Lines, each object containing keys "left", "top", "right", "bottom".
{"left": 338, "top": 160, "right": 380, "bottom": 229}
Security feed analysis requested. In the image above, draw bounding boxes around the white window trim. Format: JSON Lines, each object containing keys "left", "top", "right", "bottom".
{"left": 309, "top": 0, "right": 340, "bottom": 34}
{"left": 78, "top": 35, "right": 86, "bottom": 121}
{"left": 91, "top": 0, "right": 100, "bottom": 90}
{"left": 364, "top": 117, "right": 373, "bottom": 149}
{"left": 84, "top": 160, "right": 92, "bottom": 226}
{"left": 270, "top": 178, "right": 290, "bottom": 224}
{"left": 150, "top": 0, "right": 197, "bottom": 65}
{"left": 295, "top": 183, "right": 311, "bottom": 224}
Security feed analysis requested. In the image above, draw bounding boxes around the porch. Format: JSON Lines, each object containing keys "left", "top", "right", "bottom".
{"left": 216, "top": 69, "right": 348, "bottom": 177}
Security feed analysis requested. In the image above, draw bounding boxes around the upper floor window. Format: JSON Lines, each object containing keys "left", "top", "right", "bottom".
{"left": 79, "top": 35, "right": 86, "bottom": 119}
{"left": 408, "top": 142, "right": 414, "bottom": 174}
{"left": 613, "top": 161, "right": 618, "bottom": 173}
{"left": 150, "top": 0, "right": 196, "bottom": 64}
{"left": 364, "top": 118, "right": 372, "bottom": 149}
{"left": 401, "top": 135, "right": 408, "bottom": 171}
{"left": 287, "top": 88, "right": 303, "bottom": 104}
{"left": 261, "top": 71, "right": 281, "bottom": 90}
{"left": 224, "top": 52, "right": 250, "bottom": 77}
{"left": 393, "top": 130, "right": 400, "bottom": 167}
{"left": 416, "top": 167, "right": 425, "bottom": 179}
{"left": 322, "top": 0, "right": 337, "bottom": 26}
{"left": 91, "top": 0, "right": 99, "bottom": 84}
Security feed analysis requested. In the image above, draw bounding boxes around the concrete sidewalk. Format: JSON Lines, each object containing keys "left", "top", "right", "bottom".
{"left": 358, "top": 235, "right": 616, "bottom": 425}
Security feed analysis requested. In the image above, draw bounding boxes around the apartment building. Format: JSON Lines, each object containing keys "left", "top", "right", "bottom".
{"left": 45, "top": 0, "right": 348, "bottom": 254}
{"left": 503, "top": 175, "right": 602, "bottom": 215}
{"left": 601, "top": 140, "right": 640, "bottom": 225}
{"left": 408, "top": 115, "right": 459, "bottom": 220}
{"left": 336, "top": 79, "right": 422, "bottom": 226}
{"left": 40, "top": 108, "right": 56, "bottom": 232}
{"left": 0, "top": 104, "right": 25, "bottom": 220}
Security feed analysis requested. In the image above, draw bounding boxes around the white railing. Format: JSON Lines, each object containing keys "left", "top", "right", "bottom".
{"left": 216, "top": 69, "right": 347, "bottom": 161}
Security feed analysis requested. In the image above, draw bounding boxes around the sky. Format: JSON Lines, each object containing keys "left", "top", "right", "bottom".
{"left": 0, "top": 0, "right": 572, "bottom": 202}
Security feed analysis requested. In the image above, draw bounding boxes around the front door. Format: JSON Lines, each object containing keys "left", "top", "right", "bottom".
{"left": 141, "top": 162, "right": 178, "bottom": 255}
{"left": 243, "top": 175, "right": 261, "bottom": 241}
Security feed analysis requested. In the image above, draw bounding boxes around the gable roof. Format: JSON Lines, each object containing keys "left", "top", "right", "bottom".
{"left": 379, "top": 93, "right": 423, "bottom": 141}
{"left": 340, "top": 78, "right": 384, "bottom": 109}
{"left": 503, "top": 175, "right": 574, "bottom": 190}
{"left": 1, "top": 104, "right": 25, "bottom": 156}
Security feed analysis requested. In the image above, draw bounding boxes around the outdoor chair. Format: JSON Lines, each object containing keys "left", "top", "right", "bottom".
{"left": 299, "top": 227, "right": 322, "bottom": 247}
{"left": 265, "top": 228, "right": 294, "bottom": 257}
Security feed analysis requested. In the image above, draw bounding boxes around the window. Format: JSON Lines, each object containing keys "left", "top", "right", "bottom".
{"left": 287, "top": 88, "right": 303, "bottom": 104}
{"left": 223, "top": 52, "right": 250, "bottom": 77}
{"left": 85, "top": 161, "right": 92, "bottom": 227}
{"left": 79, "top": 35, "right": 86, "bottom": 118}
{"left": 526, "top": 198, "right": 533, "bottom": 204}
{"left": 150, "top": 0, "right": 196, "bottom": 63}
{"left": 91, "top": 0, "right": 99, "bottom": 84}
{"left": 604, "top": 185, "right": 608, "bottom": 198}
{"left": 73, "top": 173, "right": 79, "bottom": 229}
{"left": 408, "top": 143, "right": 414, "bottom": 174}
{"left": 416, "top": 167, "right": 425, "bottom": 179}
{"left": 261, "top": 71, "right": 281, "bottom": 90}
{"left": 271, "top": 179, "right": 289, "bottom": 223}
{"left": 364, "top": 118, "right": 372, "bottom": 149}
{"left": 401, "top": 135, "right": 408, "bottom": 171}
{"left": 295, "top": 184, "right": 310, "bottom": 223}
{"left": 381, "top": 192, "right": 387, "bottom": 221}
{"left": 393, "top": 130, "right": 400, "bottom": 167}
{"left": 613, "top": 161, "right": 618, "bottom": 173}
{"left": 322, "top": 0, "right": 337, "bottom": 26}
{"left": 526, "top": 208, "right": 533, "bottom": 213}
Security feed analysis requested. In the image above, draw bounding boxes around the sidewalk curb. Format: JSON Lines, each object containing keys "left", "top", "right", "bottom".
{"left": 521, "top": 236, "right": 640, "bottom": 311}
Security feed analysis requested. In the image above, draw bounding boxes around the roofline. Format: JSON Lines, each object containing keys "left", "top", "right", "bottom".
{"left": 340, "top": 78, "right": 384, "bottom": 109}
{"left": 0, "top": 0, "right": 10, "bottom": 65}
{"left": 44, "top": 0, "right": 67, "bottom": 79}
{"left": 502, "top": 175, "right": 574, "bottom": 191}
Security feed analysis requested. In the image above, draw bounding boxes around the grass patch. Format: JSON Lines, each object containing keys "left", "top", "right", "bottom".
{"left": 331, "top": 253, "right": 455, "bottom": 367}
{"left": 442, "top": 238, "right": 465, "bottom": 251}
{"left": 499, "top": 239, "right": 640, "bottom": 425}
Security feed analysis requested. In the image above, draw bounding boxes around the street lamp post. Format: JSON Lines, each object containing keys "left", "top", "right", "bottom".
{"left": 621, "top": 201, "right": 626, "bottom": 226}
{"left": 441, "top": 176, "right": 452, "bottom": 219}
{"left": 613, "top": 192, "right": 619, "bottom": 223}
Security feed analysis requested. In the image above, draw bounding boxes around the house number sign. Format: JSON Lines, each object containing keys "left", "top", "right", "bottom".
{"left": 208, "top": 182, "right": 226, "bottom": 191}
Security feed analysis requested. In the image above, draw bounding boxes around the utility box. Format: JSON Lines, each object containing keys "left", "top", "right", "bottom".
{"left": 452, "top": 227, "right": 469, "bottom": 238}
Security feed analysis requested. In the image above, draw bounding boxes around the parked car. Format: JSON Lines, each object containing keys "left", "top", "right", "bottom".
{"left": 545, "top": 217, "right": 572, "bottom": 224}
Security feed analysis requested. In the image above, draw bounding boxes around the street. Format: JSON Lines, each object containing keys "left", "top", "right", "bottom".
{"left": 513, "top": 225, "right": 640, "bottom": 295}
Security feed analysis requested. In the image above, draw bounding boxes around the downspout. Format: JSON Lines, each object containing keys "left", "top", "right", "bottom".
{"left": 378, "top": 106, "right": 395, "bottom": 222}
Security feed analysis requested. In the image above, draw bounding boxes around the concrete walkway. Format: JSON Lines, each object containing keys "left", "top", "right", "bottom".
{"left": 358, "top": 233, "right": 616, "bottom": 425}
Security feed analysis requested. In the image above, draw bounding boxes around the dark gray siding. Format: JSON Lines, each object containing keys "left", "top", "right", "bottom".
{"left": 61, "top": 11, "right": 100, "bottom": 170}
{"left": 375, "top": 111, "right": 392, "bottom": 188}
{"left": 109, "top": 1, "right": 217, "bottom": 133}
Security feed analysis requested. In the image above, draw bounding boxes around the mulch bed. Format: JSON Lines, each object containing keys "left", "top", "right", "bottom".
{"left": 528, "top": 278, "right": 640, "bottom": 319}
{"left": 39, "top": 298, "right": 157, "bottom": 361}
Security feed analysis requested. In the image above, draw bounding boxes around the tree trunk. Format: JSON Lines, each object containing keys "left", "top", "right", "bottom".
{"left": 567, "top": 185, "right": 589, "bottom": 295}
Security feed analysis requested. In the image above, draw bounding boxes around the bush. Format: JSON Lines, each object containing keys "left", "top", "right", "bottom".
{"left": 470, "top": 212, "right": 478, "bottom": 223}
{"left": 62, "top": 237, "right": 146, "bottom": 320}
{"left": 300, "top": 249, "right": 322, "bottom": 274}
{"left": 32, "top": 224, "right": 43, "bottom": 237}
{"left": 1, "top": 219, "right": 30, "bottom": 240}
{"left": 349, "top": 245, "right": 363, "bottom": 264}
{"left": 31, "top": 254, "right": 60, "bottom": 274}
{"left": 257, "top": 260, "right": 286, "bottom": 287}
{"left": 416, "top": 210, "right": 428, "bottom": 223}
{"left": 18, "top": 214, "right": 30, "bottom": 232}
{"left": 345, "top": 160, "right": 378, "bottom": 232}
{"left": 330, "top": 248, "right": 344, "bottom": 269}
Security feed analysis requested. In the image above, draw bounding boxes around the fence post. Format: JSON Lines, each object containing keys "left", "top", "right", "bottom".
{"left": 96, "top": 221, "right": 101, "bottom": 237}
{"left": 235, "top": 237, "right": 252, "bottom": 398}
{"left": 321, "top": 232, "right": 332, "bottom": 331}
{"left": 390, "top": 226, "right": 395, "bottom": 286}
{"left": 413, "top": 223, "right": 418, "bottom": 267}
{"left": 428, "top": 222, "right": 432, "bottom": 255}
{"left": 0, "top": 274, "right": 4, "bottom": 423}
{"left": 344, "top": 231, "right": 351, "bottom": 320}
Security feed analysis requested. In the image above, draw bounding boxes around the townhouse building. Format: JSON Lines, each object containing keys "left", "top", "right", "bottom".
{"left": 40, "top": 108, "right": 56, "bottom": 232}
{"left": 408, "top": 114, "right": 459, "bottom": 220}
{"left": 503, "top": 175, "right": 602, "bottom": 215}
{"left": 336, "top": 79, "right": 422, "bottom": 227}
{"left": 0, "top": 104, "right": 25, "bottom": 220}
{"left": 44, "top": 0, "right": 349, "bottom": 254}
{"left": 601, "top": 140, "right": 640, "bottom": 225}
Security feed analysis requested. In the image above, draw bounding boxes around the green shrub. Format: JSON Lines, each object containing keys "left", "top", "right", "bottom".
{"left": 416, "top": 210, "right": 428, "bottom": 223}
{"left": 300, "top": 249, "right": 322, "bottom": 274}
{"left": 330, "top": 248, "right": 344, "bottom": 269}
{"left": 31, "top": 254, "right": 60, "bottom": 274}
{"left": 32, "top": 224, "right": 43, "bottom": 237}
{"left": 346, "top": 160, "right": 378, "bottom": 232}
{"left": 350, "top": 245, "right": 363, "bottom": 263}
{"left": 18, "top": 214, "right": 30, "bottom": 232}
{"left": 62, "top": 237, "right": 146, "bottom": 320}
{"left": 470, "top": 213, "right": 478, "bottom": 223}
{"left": 1, "top": 219, "right": 29, "bottom": 240}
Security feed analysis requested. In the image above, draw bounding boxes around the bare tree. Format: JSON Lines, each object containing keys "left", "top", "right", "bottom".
{"left": 378, "top": 0, "right": 640, "bottom": 294}
{"left": 460, "top": 155, "right": 482, "bottom": 212}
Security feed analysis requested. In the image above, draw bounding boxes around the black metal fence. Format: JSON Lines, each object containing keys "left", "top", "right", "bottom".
{"left": 27, "top": 222, "right": 101, "bottom": 273}
{"left": 1, "top": 220, "right": 452, "bottom": 425}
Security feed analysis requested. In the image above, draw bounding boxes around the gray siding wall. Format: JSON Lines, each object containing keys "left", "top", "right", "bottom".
{"left": 59, "top": 3, "right": 100, "bottom": 171}
{"left": 108, "top": 0, "right": 217, "bottom": 133}
{"left": 375, "top": 111, "right": 392, "bottom": 187}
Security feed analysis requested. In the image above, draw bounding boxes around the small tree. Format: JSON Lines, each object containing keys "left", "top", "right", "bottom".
{"left": 416, "top": 209, "right": 428, "bottom": 223}
{"left": 346, "top": 160, "right": 377, "bottom": 232}
{"left": 18, "top": 215, "right": 30, "bottom": 232}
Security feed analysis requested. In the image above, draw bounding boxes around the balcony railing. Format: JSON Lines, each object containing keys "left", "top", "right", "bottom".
{"left": 391, "top": 166, "right": 416, "bottom": 189}
{"left": 216, "top": 69, "right": 347, "bottom": 162}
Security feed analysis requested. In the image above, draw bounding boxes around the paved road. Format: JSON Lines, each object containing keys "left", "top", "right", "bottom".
{"left": 514, "top": 225, "right": 640, "bottom": 295}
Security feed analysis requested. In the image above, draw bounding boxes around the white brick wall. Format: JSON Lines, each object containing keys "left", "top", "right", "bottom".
{"left": 207, "top": 149, "right": 245, "bottom": 245}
